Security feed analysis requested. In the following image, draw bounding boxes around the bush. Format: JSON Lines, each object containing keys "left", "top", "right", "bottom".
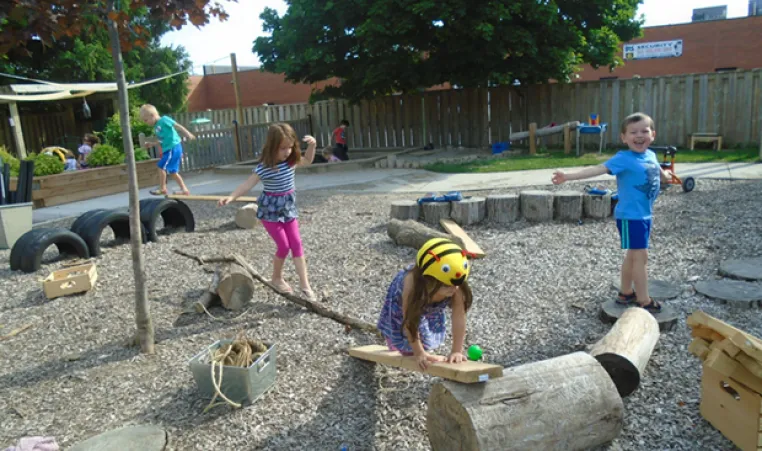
{"left": 0, "top": 146, "right": 21, "bottom": 176}
{"left": 134, "top": 148, "right": 151, "bottom": 162}
{"left": 101, "top": 106, "right": 154, "bottom": 152}
{"left": 87, "top": 144, "right": 124, "bottom": 167}
{"left": 25, "top": 153, "right": 65, "bottom": 176}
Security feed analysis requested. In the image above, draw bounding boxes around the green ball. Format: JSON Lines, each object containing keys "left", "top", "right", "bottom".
{"left": 467, "top": 345, "right": 483, "bottom": 361}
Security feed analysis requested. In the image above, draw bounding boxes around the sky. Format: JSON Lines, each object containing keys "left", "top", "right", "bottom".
{"left": 160, "top": 0, "right": 754, "bottom": 75}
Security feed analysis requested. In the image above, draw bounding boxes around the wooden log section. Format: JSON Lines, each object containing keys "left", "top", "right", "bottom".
{"left": 216, "top": 262, "right": 255, "bottom": 311}
{"left": 589, "top": 307, "right": 660, "bottom": 397}
{"left": 387, "top": 219, "right": 464, "bottom": 250}
{"left": 583, "top": 193, "right": 611, "bottom": 219}
{"left": 520, "top": 190, "right": 553, "bottom": 221}
{"left": 390, "top": 200, "right": 420, "bottom": 221}
{"left": 427, "top": 352, "right": 624, "bottom": 451}
{"left": 553, "top": 190, "right": 583, "bottom": 221}
{"left": 485, "top": 194, "right": 519, "bottom": 223}
{"left": 450, "top": 197, "right": 486, "bottom": 226}
{"left": 422, "top": 202, "right": 452, "bottom": 225}
{"left": 235, "top": 203, "right": 260, "bottom": 229}
{"left": 194, "top": 268, "right": 221, "bottom": 313}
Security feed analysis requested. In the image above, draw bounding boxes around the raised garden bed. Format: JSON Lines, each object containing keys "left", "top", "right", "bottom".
{"left": 10, "top": 159, "right": 160, "bottom": 208}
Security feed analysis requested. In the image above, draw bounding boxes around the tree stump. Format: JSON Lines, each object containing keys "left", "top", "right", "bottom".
{"left": 520, "top": 190, "right": 553, "bottom": 221}
{"left": 451, "top": 197, "right": 486, "bottom": 225}
{"left": 390, "top": 200, "right": 420, "bottom": 221}
{"left": 553, "top": 190, "right": 583, "bottom": 221}
{"left": 427, "top": 352, "right": 624, "bottom": 451}
{"left": 422, "top": 202, "right": 452, "bottom": 225}
{"left": 485, "top": 194, "right": 519, "bottom": 223}
{"left": 387, "top": 219, "right": 463, "bottom": 250}
{"left": 235, "top": 203, "right": 260, "bottom": 229}
{"left": 589, "top": 307, "right": 660, "bottom": 397}
{"left": 194, "top": 268, "right": 222, "bottom": 313}
{"left": 583, "top": 194, "right": 611, "bottom": 219}
{"left": 216, "top": 262, "right": 255, "bottom": 310}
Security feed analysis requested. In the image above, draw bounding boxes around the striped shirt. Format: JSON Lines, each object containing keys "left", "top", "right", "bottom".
{"left": 254, "top": 161, "right": 296, "bottom": 193}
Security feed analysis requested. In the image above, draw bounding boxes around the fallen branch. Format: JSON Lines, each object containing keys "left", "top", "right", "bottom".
{"left": 0, "top": 323, "right": 33, "bottom": 341}
{"left": 175, "top": 249, "right": 381, "bottom": 335}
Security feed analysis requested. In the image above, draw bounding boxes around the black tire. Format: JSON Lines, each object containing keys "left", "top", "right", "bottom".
{"left": 682, "top": 176, "right": 696, "bottom": 193}
{"left": 17, "top": 227, "right": 90, "bottom": 273}
{"left": 138, "top": 198, "right": 195, "bottom": 242}
{"left": 76, "top": 209, "right": 148, "bottom": 257}
{"left": 10, "top": 228, "right": 49, "bottom": 271}
{"left": 70, "top": 209, "right": 109, "bottom": 237}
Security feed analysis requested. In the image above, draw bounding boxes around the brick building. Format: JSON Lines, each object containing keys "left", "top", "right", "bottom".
{"left": 575, "top": 15, "right": 762, "bottom": 82}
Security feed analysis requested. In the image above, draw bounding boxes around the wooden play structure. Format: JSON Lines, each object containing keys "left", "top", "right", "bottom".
{"left": 689, "top": 132, "right": 723, "bottom": 151}
{"left": 509, "top": 121, "right": 579, "bottom": 155}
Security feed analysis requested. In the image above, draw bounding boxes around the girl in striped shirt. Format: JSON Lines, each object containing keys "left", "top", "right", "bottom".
{"left": 219, "top": 123, "right": 318, "bottom": 301}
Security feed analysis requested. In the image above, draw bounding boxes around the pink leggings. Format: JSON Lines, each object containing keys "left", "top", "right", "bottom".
{"left": 261, "top": 219, "right": 304, "bottom": 258}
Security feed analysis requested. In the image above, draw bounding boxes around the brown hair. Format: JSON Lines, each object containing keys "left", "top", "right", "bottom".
{"left": 402, "top": 265, "right": 473, "bottom": 343}
{"left": 620, "top": 112, "right": 655, "bottom": 134}
{"left": 259, "top": 123, "right": 301, "bottom": 168}
{"left": 84, "top": 133, "right": 100, "bottom": 146}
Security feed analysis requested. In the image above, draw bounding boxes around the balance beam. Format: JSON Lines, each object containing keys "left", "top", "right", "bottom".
{"left": 348, "top": 345, "right": 503, "bottom": 383}
{"left": 166, "top": 194, "right": 259, "bottom": 203}
{"left": 440, "top": 219, "right": 485, "bottom": 258}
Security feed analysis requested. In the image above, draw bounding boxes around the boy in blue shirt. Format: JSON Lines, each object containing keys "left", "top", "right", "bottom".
{"left": 551, "top": 112, "right": 672, "bottom": 314}
{"left": 139, "top": 104, "right": 195, "bottom": 196}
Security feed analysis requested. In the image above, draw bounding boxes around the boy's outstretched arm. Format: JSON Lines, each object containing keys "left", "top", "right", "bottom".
{"left": 552, "top": 165, "right": 609, "bottom": 185}
{"left": 447, "top": 289, "right": 467, "bottom": 363}
{"left": 173, "top": 123, "right": 196, "bottom": 140}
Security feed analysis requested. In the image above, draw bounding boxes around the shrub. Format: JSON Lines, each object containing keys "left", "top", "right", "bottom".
{"left": 87, "top": 144, "right": 124, "bottom": 167}
{"left": 25, "top": 153, "right": 65, "bottom": 176}
{"left": 101, "top": 107, "right": 154, "bottom": 152}
{"left": 134, "top": 148, "right": 151, "bottom": 162}
{"left": 0, "top": 146, "right": 21, "bottom": 176}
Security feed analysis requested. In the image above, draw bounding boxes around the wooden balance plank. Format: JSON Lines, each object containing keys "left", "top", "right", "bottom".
{"left": 166, "top": 194, "right": 259, "bottom": 203}
{"left": 439, "top": 219, "right": 485, "bottom": 258}
{"left": 348, "top": 345, "right": 503, "bottom": 383}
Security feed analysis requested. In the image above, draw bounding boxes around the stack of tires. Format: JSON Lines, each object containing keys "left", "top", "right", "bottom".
{"left": 10, "top": 198, "right": 195, "bottom": 273}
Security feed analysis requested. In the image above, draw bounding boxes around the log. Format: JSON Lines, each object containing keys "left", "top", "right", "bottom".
{"left": 422, "top": 202, "right": 452, "bottom": 225}
{"left": 427, "top": 352, "right": 624, "bottom": 451}
{"left": 194, "top": 268, "right": 221, "bottom": 313}
{"left": 450, "top": 197, "right": 486, "bottom": 225}
{"left": 583, "top": 193, "right": 611, "bottom": 219}
{"left": 387, "top": 219, "right": 463, "bottom": 250}
{"left": 389, "top": 200, "right": 420, "bottom": 221}
{"left": 553, "top": 190, "right": 583, "bottom": 221}
{"left": 510, "top": 121, "right": 580, "bottom": 141}
{"left": 520, "top": 190, "right": 553, "bottom": 221}
{"left": 486, "top": 194, "right": 519, "bottom": 223}
{"left": 589, "top": 307, "right": 660, "bottom": 397}
{"left": 235, "top": 203, "right": 260, "bottom": 229}
{"left": 216, "top": 262, "right": 255, "bottom": 311}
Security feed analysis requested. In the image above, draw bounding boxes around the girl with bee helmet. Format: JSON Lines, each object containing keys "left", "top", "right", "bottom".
{"left": 377, "top": 238, "right": 475, "bottom": 370}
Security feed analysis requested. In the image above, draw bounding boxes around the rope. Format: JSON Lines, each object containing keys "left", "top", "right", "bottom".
{"left": 203, "top": 331, "right": 269, "bottom": 412}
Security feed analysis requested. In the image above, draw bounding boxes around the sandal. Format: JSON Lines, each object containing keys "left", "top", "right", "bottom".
{"left": 149, "top": 189, "right": 168, "bottom": 196}
{"left": 616, "top": 291, "right": 638, "bottom": 306}
{"left": 640, "top": 298, "right": 663, "bottom": 313}
{"left": 301, "top": 288, "right": 317, "bottom": 302}
{"left": 271, "top": 280, "right": 293, "bottom": 294}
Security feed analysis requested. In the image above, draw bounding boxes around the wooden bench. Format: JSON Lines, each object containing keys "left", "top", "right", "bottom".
{"left": 690, "top": 133, "right": 723, "bottom": 151}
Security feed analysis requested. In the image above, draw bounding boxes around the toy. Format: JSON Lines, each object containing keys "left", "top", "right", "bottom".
{"left": 652, "top": 146, "right": 695, "bottom": 193}
{"left": 467, "top": 345, "right": 483, "bottom": 361}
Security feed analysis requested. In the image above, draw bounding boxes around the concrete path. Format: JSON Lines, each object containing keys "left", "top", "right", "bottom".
{"left": 33, "top": 161, "right": 762, "bottom": 225}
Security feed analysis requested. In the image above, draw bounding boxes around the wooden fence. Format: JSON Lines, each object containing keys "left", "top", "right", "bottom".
{"left": 0, "top": 109, "right": 76, "bottom": 155}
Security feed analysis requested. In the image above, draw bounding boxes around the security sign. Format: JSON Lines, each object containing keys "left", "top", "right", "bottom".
{"left": 623, "top": 39, "right": 683, "bottom": 61}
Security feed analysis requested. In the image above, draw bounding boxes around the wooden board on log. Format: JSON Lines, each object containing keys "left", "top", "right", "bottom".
{"left": 167, "top": 194, "right": 259, "bottom": 203}
{"left": 387, "top": 219, "right": 464, "bottom": 251}
{"left": 440, "top": 219, "right": 485, "bottom": 258}
{"left": 348, "top": 345, "right": 503, "bottom": 383}
{"left": 426, "top": 352, "right": 624, "bottom": 451}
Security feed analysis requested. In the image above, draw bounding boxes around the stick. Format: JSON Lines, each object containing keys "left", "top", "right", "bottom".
{"left": 0, "top": 323, "right": 33, "bottom": 341}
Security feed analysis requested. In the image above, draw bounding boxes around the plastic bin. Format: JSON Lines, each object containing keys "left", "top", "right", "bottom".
{"left": 491, "top": 141, "right": 510, "bottom": 154}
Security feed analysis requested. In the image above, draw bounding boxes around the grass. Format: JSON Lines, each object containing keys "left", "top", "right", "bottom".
{"left": 425, "top": 147, "right": 760, "bottom": 173}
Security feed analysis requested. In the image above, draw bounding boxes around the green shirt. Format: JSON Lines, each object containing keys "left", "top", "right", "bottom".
{"left": 154, "top": 116, "right": 181, "bottom": 150}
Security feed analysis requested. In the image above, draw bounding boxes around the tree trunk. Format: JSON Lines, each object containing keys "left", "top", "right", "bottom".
{"left": 486, "top": 194, "right": 519, "bottom": 223}
{"left": 107, "top": 4, "right": 153, "bottom": 354}
{"left": 387, "top": 219, "right": 463, "bottom": 250}
{"left": 426, "top": 352, "right": 624, "bottom": 451}
{"left": 589, "top": 307, "right": 660, "bottom": 397}
{"left": 389, "top": 200, "right": 420, "bottom": 221}
{"left": 217, "top": 262, "right": 255, "bottom": 311}
{"left": 583, "top": 193, "right": 611, "bottom": 219}
{"left": 195, "top": 268, "right": 221, "bottom": 313}
{"left": 235, "top": 203, "right": 260, "bottom": 229}
{"left": 520, "top": 190, "right": 553, "bottom": 221}
{"left": 421, "top": 202, "right": 452, "bottom": 225}
{"left": 451, "top": 197, "right": 486, "bottom": 225}
{"left": 553, "top": 190, "right": 583, "bottom": 221}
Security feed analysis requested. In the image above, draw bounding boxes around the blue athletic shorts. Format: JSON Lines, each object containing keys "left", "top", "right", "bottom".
{"left": 616, "top": 219, "right": 652, "bottom": 250}
{"left": 157, "top": 143, "right": 183, "bottom": 174}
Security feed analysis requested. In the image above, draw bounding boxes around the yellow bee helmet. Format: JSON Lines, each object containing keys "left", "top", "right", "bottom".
{"left": 416, "top": 238, "right": 473, "bottom": 286}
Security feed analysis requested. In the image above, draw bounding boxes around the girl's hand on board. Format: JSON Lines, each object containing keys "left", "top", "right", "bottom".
{"left": 218, "top": 196, "right": 234, "bottom": 207}
{"left": 446, "top": 351, "right": 467, "bottom": 364}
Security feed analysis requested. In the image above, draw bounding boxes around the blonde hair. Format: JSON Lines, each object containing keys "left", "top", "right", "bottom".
{"left": 139, "top": 104, "right": 159, "bottom": 121}
{"left": 322, "top": 146, "right": 333, "bottom": 158}
{"left": 620, "top": 112, "right": 655, "bottom": 134}
{"left": 259, "top": 123, "right": 301, "bottom": 168}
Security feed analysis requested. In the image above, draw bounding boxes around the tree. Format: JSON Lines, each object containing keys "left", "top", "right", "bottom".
{"left": 254, "top": 0, "right": 644, "bottom": 102}
{"left": 1, "top": 0, "right": 230, "bottom": 354}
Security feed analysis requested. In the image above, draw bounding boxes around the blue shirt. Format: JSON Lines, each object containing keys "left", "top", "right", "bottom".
{"left": 604, "top": 149, "right": 661, "bottom": 220}
{"left": 254, "top": 161, "right": 296, "bottom": 193}
{"left": 154, "top": 116, "right": 181, "bottom": 150}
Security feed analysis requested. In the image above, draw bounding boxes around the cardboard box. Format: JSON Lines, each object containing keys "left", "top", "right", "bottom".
{"left": 700, "top": 364, "right": 762, "bottom": 451}
{"left": 43, "top": 263, "right": 97, "bottom": 299}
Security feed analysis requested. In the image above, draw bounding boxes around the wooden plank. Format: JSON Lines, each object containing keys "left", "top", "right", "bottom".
{"left": 348, "top": 345, "right": 503, "bottom": 383}
{"left": 688, "top": 311, "right": 762, "bottom": 364}
{"left": 705, "top": 348, "right": 762, "bottom": 395}
{"left": 439, "top": 218, "right": 485, "bottom": 258}
{"left": 689, "top": 337, "right": 711, "bottom": 360}
{"left": 166, "top": 194, "right": 259, "bottom": 203}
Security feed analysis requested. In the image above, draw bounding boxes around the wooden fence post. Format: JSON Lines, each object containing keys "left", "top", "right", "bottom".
{"left": 564, "top": 123, "right": 571, "bottom": 154}
{"left": 8, "top": 102, "right": 27, "bottom": 159}
{"left": 529, "top": 122, "right": 537, "bottom": 155}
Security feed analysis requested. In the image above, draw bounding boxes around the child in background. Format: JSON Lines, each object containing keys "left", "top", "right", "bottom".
{"left": 331, "top": 119, "right": 350, "bottom": 161}
{"left": 322, "top": 147, "right": 341, "bottom": 163}
{"left": 378, "top": 238, "right": 474, "bottom": 370}
{"left": 551, "top": 112, "right": 672, "bottom": 314}
{"left": 139, "top": 104, "right": 195, "bottom": 196}
{"left": 218, "top": 123, "right": 319, "bottom": 302}
{"left": 64, "top": 149, "right": 78, "bottom": 171}
{"left": 78, "top": 133, "right": 99, "bottom": 168}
